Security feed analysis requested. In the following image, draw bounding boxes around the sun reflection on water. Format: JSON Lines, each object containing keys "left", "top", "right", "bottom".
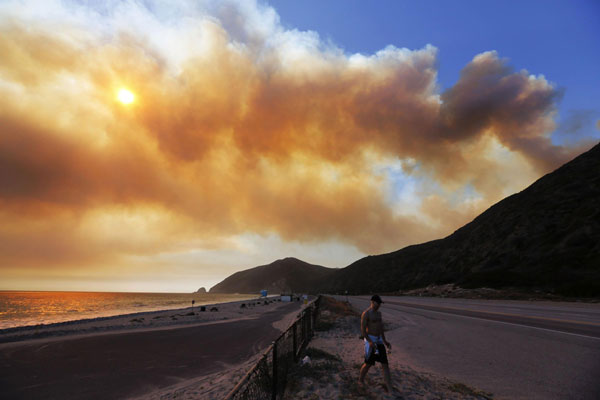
{"left": 0, "top": 291, "right": 255, "bottom": 329}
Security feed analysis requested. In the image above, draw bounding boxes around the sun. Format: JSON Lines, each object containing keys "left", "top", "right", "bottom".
{"left": 117, "top": 88, "right": 135, "bottom": 105}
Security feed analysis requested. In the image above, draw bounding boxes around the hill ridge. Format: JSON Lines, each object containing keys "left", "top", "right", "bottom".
{"left": 325, "top": 142, "right": 600, "bottom": 296}
{"left": 209, "top": 257, "right": 336, "bottom": 294}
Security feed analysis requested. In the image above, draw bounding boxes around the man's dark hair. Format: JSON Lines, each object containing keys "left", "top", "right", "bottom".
{"left": 371, "top": 294, "right": 383, "bottom": 304}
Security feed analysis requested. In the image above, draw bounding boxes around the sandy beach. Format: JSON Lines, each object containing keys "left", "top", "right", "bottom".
{"left": 0, "top": 296, "right": 306, "bottom": 399}
{"left": 0, "top": 296, "right": 297, "bottom": 344}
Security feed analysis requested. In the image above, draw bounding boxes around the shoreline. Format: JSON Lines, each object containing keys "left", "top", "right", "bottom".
{"left": 0, "top": 291, "right": 265, "bottom": 331}
{"left": 0, "top": 295, "right": 287, "bottom": 344}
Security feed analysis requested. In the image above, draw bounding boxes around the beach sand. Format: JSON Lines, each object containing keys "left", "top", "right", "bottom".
{"left": 0, "top": 297, "right": 307, "bottom": 400}
{"left": 0, "top": 296, "right": 295, "bottom": 344}
{"left": 128, "top": 299, "right": 309, "bottom": 400}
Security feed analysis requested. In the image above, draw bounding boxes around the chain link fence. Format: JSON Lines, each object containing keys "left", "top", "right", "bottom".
{"left": 225, "top": 295, "right": 321, "bottom": 400}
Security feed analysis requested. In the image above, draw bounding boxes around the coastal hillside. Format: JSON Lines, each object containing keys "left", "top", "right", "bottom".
{"left": 209, "top": 257, "right": 336, "bottom": 294}
{"left": 325, "top": 142, "right": 600, "bottom": 297}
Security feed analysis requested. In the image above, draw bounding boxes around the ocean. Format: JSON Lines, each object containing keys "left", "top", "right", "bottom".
{"left": 0, "top": 291, "right": 257, "bottom": 330}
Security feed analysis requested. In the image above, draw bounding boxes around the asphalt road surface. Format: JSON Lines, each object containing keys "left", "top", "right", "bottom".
{"left": 0, "top": 301, "right": 302, "bottom": 400}
{"left": 345, "top": 295, "right": 600, "bottom": 400}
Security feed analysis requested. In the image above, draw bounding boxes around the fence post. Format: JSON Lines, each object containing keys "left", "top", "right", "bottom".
{"left": 307, "top": 307, "right": 312, "bottom": 338}
{"left": 292, "top": 322, "right": 297, "bottom": 362}
{"left": 272, "top": 341, "right": 277, "bottom": 400}
{"left": 303, "top": 310, "right": 307, "bottom": 346}
{"left": 313, "top": 301, "right": 318, "bottom": 333}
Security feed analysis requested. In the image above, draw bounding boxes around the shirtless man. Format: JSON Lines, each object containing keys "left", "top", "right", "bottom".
{"left": 359, "top": 294, "right": 392, "bottom": 392}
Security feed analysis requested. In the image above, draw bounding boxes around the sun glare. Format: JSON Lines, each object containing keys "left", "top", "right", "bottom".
{"left": 117, "top": 88, "right": 135, "bottom": 105}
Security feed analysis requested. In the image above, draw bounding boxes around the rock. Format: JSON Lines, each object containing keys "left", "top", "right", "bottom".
{"left": 196, "top": 287, "right": 207, "bottom": 293}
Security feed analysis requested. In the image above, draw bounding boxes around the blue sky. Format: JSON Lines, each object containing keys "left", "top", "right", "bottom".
{"left": 270, "top": 0, "right": 600, "bottom": 143}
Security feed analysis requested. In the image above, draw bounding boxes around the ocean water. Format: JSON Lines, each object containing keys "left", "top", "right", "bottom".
{"left": 0, "top": 291, "right": 257, "bottom": 330}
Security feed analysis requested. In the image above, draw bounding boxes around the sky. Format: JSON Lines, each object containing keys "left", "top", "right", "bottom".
{"left": 1, "top": 0, "right": 599, "bottom": 293}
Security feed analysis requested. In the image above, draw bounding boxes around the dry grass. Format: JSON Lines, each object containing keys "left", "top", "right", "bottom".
{"left": 447, "top": 382, "right": 494, "bottom": 399}
{"left": 315, "top": 296, "right": 360, "bottom": 332}
{"left": 320, "top": 296, "right": 359, "bottom": 317}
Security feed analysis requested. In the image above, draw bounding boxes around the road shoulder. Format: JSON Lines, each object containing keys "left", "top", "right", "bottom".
{"left": 284, "top": 296, "right": 493, "bottom": 399}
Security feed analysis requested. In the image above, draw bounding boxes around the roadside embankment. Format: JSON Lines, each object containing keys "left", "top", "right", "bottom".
{"left": 284, "top": 296, "right": 493, "bottom": 399}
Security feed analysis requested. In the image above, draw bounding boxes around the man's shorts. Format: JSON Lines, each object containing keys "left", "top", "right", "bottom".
{"left": 364, "top": 336, "right": 388, "bottom": 365}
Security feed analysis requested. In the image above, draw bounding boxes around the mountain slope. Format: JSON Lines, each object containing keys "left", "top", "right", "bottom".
{"left": 325, "top": 142, "right": 600, "bottom": 296}
{"left": 209, "top": 257, "right": 336, "bottom": 294}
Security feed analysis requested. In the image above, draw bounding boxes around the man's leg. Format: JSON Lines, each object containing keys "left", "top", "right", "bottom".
{"left": 358, "top": 362, "right": 371, "bottom": 383}
{"left": 381, "top": 364, "right": 392, "bottom": 392}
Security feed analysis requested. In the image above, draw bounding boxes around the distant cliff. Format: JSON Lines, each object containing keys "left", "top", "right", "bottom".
{"left": 209, "top": 257, "right": 336, "bottom": 294}
{"left": 323, "top": 142, "right": 600, "bottom": 297}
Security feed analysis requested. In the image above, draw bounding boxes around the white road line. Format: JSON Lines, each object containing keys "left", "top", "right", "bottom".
{"left": 384, "top": 302, "right": 600, "bottom": 341}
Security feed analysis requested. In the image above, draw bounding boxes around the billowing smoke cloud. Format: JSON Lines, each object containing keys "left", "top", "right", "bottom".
{"left": 0, "top": 0, "right": 593, "bottom": 276}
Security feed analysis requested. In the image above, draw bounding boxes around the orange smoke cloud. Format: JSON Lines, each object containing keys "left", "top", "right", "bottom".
{"left": 0, "top": 0, "right": 592, "bottom": 275}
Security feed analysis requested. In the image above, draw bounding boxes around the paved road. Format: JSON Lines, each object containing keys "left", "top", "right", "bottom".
{"left": 344, "top": 295, "right": 600, "bottom": 400}
{"left": 0, "top": 301, "right": 302, "bottom": 400}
